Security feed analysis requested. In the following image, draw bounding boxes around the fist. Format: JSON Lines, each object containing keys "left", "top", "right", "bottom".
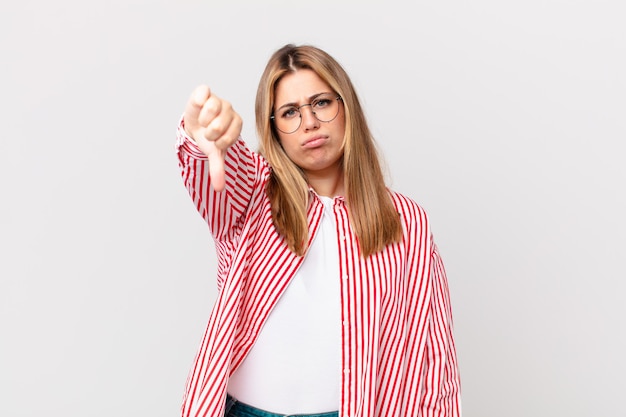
{"left": 183, "top": 85, "right": 243, "bottom": 192}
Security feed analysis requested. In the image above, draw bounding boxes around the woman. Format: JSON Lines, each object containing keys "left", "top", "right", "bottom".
{"left": 176, "top": 44, "right": 461, "bottom": 417}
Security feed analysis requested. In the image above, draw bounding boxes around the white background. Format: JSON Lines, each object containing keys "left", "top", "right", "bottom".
{"left": 1, "top": 1, "right": 625, "bottom": 416}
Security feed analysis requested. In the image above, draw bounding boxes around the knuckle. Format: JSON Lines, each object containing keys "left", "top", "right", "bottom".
{"left": 211, "top": 119, "right": 227, "bottom": 135}
{"left": 205, "top": 98, "right": 221, "bottom": 113}
{"left": 204, "top": 125, "right": 219, "bottom": 140}
{"left": 221, "top": 100, "right": 233, "bottom": 111}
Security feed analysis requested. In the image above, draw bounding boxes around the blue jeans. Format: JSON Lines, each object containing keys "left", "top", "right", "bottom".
{"left": 224, "top": 394, "right": 339, "bottom": 417}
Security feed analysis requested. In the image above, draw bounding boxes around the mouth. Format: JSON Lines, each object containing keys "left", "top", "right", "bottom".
{"left": 302, "top": 135, "right": 328, "bottom": 148}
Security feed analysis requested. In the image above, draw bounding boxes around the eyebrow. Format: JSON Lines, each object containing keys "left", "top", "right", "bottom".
{"left": 275, "top": 92, "right": 334, "bottom": 111}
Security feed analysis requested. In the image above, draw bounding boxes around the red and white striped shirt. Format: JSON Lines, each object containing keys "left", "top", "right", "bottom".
{"left": 175, "top": 122, "right": 461, "bottom": 417}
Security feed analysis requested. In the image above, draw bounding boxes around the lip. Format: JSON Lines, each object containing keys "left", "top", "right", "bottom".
{"left": 302, "top": 135, "right": 328, "bottom": 148}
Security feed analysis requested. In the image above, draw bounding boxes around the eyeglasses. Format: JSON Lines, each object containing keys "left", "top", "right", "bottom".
{"left": 271, "top": 93, "right": 342, "bottom": 134}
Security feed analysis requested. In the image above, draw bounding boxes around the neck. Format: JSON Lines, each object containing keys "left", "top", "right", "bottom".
{"left": 306, "top": 171, "right": 345, "bottom": 198}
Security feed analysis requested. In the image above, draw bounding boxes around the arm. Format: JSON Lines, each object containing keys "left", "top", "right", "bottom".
{"left": 396, "top": 195, "right": 461, "bottom": 416}
{"left": 418, "top": 239, "right": 462, "bottom": 416}
{"left": 176, "top": 120, "right": 267, "bottom": 242}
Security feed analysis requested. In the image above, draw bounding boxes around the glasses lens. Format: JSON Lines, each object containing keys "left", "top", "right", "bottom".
{"left": 272, "top": 94, "right": 340, "bottom": 134}
{"left": 274, "top": 107, "right": 300, "bottom": 134}
{"left": 312, "top": 94, "right": 340, "bottom": 122}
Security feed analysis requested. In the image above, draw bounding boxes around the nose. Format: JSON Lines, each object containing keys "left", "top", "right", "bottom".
{"left": 299, "top": 104, "right": 319, "bottom": 131}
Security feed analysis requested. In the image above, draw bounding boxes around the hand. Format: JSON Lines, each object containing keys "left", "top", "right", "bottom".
{"left": 183, "top": 85, "right": 243, "bottom": 192}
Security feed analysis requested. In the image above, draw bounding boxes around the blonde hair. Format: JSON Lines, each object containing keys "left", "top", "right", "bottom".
{"left": 255, "top": 44, "right": 402, "bottom": 257}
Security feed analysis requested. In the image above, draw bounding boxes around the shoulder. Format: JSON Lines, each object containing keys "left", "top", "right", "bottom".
{"left": 388, "top": 190, "right": 428, "bottom": 218}
{"left": 388, "top": 189, "right": 432, "bottom": 230}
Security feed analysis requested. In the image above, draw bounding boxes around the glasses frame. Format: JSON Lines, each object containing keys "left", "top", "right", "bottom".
{"left": 270, "top": 95, "right": 343, "bottom": 134}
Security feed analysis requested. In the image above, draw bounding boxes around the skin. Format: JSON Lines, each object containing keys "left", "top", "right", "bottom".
{"left": 183, "top": 85, "right": 242, "bottom": 192}
{"left": 182, "top": 69, "right": 346, "bottom": 197}
{"left": 273, "top": 69, "right": 346, "bottom": 197}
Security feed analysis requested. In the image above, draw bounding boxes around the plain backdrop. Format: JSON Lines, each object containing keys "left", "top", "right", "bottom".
{"left": 1, "top": 1, "right": 625, "bottom": 416}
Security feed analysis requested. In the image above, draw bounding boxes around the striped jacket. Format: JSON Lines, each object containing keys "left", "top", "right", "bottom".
{"left": 175, "top": 123, "right": 461, "bottom": 417}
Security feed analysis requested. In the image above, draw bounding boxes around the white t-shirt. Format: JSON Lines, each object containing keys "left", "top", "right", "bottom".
{"left": 227, "top": 196, "right": 341, "bottom": 414}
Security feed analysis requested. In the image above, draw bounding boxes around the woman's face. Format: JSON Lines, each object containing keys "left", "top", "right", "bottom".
{"left": 273, "top": 69, "right": 346, "bottom": 181}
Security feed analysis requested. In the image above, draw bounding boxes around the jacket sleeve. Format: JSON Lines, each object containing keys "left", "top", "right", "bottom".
{"left": 418, "top": 238, "right": 462, "bottom": 416}
{"left": 175, "top": 117, "right": 268, "bottom": 238}
{"left": 175, "top": 117, "right": 269, "bottom": 280}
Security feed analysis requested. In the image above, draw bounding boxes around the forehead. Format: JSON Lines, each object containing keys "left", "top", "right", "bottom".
{"left": 274, "top": 69, "right": 333, "bottom": 105}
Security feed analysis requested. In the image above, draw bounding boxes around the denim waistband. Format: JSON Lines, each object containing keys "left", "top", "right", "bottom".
{"left": 225, "top": 394, "right": 339, "bottom": 417}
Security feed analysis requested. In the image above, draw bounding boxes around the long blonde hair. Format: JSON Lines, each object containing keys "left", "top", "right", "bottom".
{"left": 255, "top": 44, "right": 402, "bottom": 257}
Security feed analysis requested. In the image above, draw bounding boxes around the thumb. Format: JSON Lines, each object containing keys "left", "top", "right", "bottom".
{"left": 208, "top": 147, "right": 226, "bottom": 192}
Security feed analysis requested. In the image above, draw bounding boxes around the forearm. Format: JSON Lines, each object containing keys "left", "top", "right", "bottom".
{"left": 176, "top": 117, "right": 266, "bottom": 241}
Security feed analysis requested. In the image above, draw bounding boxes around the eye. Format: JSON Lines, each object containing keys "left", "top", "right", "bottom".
{"left": 280, "top": 107, "right": 299, "bottom": 119}
{"left": 313, "top": 97, "right": 332, "bottom": 109}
